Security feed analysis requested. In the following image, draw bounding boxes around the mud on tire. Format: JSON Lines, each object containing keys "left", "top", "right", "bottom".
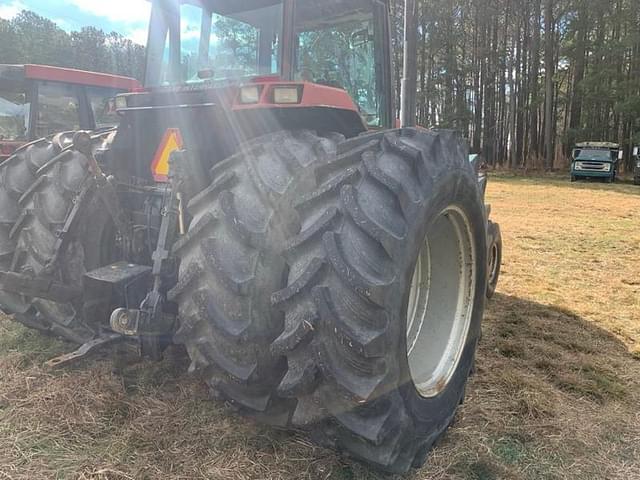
{"left": 272, "top": 128, "right": 487, "bottom": 473}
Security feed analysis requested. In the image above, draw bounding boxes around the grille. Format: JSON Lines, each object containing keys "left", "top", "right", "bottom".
{"left": 576, "top": 161, "right": 610, "bottom": 172}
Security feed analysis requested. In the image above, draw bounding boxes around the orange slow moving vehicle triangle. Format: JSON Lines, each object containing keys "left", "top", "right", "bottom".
{"left": 151, "top": 128, "right": 184, "bottom": 182}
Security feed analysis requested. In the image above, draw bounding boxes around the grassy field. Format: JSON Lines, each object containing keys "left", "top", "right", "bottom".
{"left": 0, "top": 175, "right": 639, "bottom": 480}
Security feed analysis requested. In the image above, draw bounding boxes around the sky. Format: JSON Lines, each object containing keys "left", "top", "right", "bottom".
{"left": 0, "top": 0, "right": 152, "bottom": 44}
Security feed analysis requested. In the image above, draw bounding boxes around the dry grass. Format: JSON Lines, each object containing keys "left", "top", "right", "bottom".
{"left": 0, "top": 174, "right": 639, "bottom": 479}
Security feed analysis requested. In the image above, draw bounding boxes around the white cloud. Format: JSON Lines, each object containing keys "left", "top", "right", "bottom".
{"left": 0, "top": 1, "right": 26, "bottom": 19}
{"left": 67, "top": 0, "right": 151, "bottom": 24}
{"left": 126, "top": 27, "right": 148, "bottom": 45}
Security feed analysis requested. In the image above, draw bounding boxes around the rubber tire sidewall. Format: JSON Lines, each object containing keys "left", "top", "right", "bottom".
{"left": 486, "top": 221, "right": 502, "bottom": 299}
{"left": 395, "top": 170, "right": 487, "bottom": 436}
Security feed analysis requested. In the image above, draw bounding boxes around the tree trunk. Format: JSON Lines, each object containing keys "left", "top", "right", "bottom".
{"left": 543, "top": 0, "right": 554, "bottom": 171}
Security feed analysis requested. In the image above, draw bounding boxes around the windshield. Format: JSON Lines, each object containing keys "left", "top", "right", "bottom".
{"left": 576, "top": 149, "right": 613, "bottom": 161}
{"left": 0, "top": 88, "right": 29, "bottom": 142}
{"left": 148, "top": 1, "right": 283, "bottom": 86}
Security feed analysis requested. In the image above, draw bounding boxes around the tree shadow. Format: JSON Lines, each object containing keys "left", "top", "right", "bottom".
{"left": 481, "top": 292, "right": 637, "bottom": 405}
{"left": 425, "top": 292, "right": 640, "bottom": 480}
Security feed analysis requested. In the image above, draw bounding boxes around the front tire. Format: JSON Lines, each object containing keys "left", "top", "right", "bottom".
{"left": 486, "top": 220, "right": 502, "bottom": 299}
{"left": 273, "top": 129, "right": 487, "bottom": 473}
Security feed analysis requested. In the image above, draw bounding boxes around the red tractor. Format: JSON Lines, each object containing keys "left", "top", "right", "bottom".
{"left": 0, "top": 0, "right": 500, "bottom": 473}
{"left": 0, "top": 64, "right": 141, "bottom": 160}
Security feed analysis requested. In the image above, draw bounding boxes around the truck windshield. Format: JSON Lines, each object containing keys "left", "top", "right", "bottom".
{"left": 0, "top": 88, "right": 28, "bottom": 141}
{"left": 576, "top": 150, "right": 612, "bottom": 161}
{"left": 148, "top": 1, "right": 283, "bottom": 86}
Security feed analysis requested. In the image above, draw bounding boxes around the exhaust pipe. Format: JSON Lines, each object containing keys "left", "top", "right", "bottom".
{"left": 400, "top": 0, "right": 418, "bottom": 128}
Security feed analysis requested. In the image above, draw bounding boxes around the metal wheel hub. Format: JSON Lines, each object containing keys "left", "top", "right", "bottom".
{"left": 406, "top": 206, "right": 476, "bottom": 398}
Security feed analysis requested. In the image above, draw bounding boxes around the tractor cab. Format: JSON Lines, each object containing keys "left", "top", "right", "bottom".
{"left": 143, "top": 0, "right": 392, "bottom": 127}
{"left": 114, "top": 0, "right": 394, "bottom": 183}
{"left": 0, "top": 64, "right": 140, "bottom": 161}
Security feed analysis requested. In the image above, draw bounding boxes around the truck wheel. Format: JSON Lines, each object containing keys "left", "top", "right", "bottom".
{"left": 634, "top": 177, "right": 640, "bottom": 186}
{"left": 0, "top": 134, "right": 75, "bottom": 327}
{"left": 273, "top": 129, "right": 487, "bottom": 473}
{"left": 171, "top": 130, "right": 349, "bottom": 424}
{"left": 486, "top": 221, "right": 502, "bottom": 299}
{"left": 5, "top": 132, "right": 117, "bottom": 343}
{"left": 570, "top": 175, "right": 577, "bottom": 182}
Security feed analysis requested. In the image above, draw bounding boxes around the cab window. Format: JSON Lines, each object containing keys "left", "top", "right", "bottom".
{"left": 152, "top": 2, "right": 283, "bottom": 86}
{"left": 294, "top": 1, "right": 383, "bottom": 127}
{"left": 36, "top": 82, "right": 80, "bottom": 137}
{"left": 0, "top": 86, "right": 29, "bottom": 141}
{"left": 86, "top": 87, "right": 120, "bottom": 129}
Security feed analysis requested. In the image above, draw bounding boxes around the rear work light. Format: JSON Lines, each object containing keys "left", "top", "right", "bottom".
{"left": 239, "top": 85, "right": 261, "bottom": 104}
{"left": 115, "top": 95, "right": 128, "bottom": 110}
{"left": 273, "top": 86, "right": 301, "bottom": 104}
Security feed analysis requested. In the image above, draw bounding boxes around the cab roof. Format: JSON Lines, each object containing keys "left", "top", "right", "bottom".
{"left": 575, "top": 142, "right": 619, "bottom": 150}
{"left": 0, "top": 64, "right": 141, "bottom": 91}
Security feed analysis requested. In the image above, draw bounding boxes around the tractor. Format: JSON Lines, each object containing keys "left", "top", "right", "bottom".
{"left": 0, "top": 0, "right": 501, "bottom": 473}
{"left": 0, "top": 64, "right": 140, "bottom": 161}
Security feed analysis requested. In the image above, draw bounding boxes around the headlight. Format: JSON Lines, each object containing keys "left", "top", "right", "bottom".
{"left": 115, "top": 95, "right": 128, "bottom": 110}
{"left": 273, "top": 86, "right": 301, "bottom": 104}
{"left": 603, "top": 164, "right": 611, "bottom": 172}
{"left": 239, "top": 85, "right": 261, "bottom": 104}
{"left": 573, "top": 162, "right": 582, "bottom": 171}
{"left": 635, "top": 161, "right": 640, "bottom": 168}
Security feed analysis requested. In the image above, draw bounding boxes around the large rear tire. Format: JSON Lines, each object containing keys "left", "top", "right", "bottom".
{"left": 273, "top": 129, "right": 487, "bottom": 473}
{"left": 0, "top": 134, "right": 76, "bottom": 325}
{"left": 171, "top": 130, "right": 352, "bottom": 424}
{"left": 5, "top": 132, "right": 117, "bottom": 343}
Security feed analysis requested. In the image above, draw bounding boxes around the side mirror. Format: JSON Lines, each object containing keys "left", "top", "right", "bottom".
{"left": 618, "top": 150, "right": 624, "bottom": 161}
{"left": 633, "top": 146, "right": 639, "bottom": 157}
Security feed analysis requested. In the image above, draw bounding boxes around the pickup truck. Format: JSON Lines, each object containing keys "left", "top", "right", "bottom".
{"left": 571, "top": 142, "right": 621, "bottom": 183}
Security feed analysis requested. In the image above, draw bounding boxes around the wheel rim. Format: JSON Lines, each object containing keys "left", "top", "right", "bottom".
{"left": 406, "top": 206, "right": 477, "bottom": 398}
{"left": 488, "top": 241, "right": 499, "bottom": 286}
